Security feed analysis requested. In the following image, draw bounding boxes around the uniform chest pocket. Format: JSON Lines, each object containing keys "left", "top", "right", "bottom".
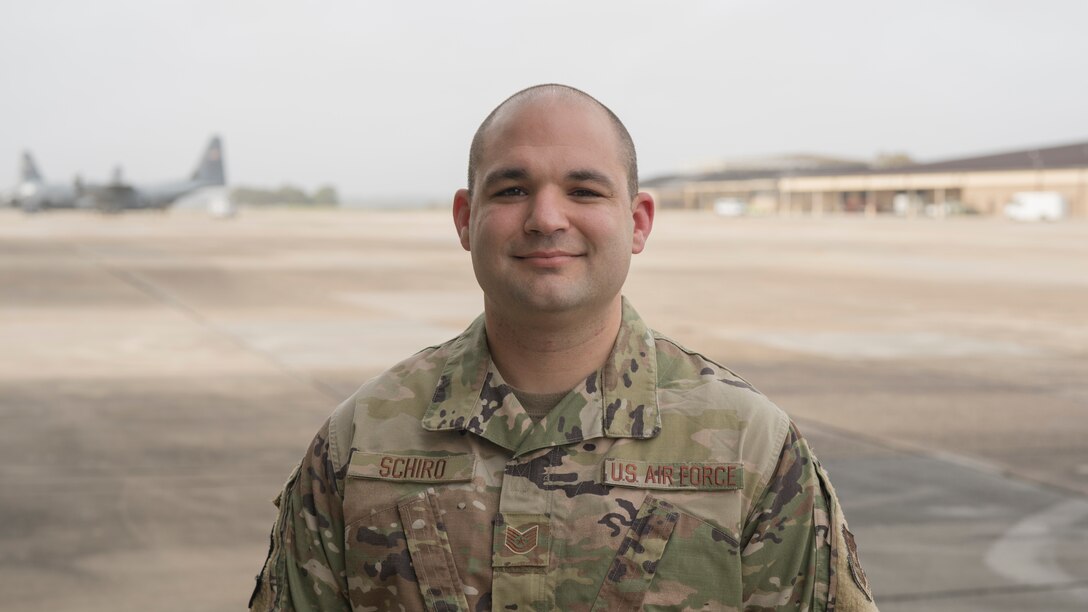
{"left": 343, "top": 450, "right": 492, "bottom": 612}
{"left": 592, "top": 495, "right": 679, "bottom": 610}
{"left": 346, "top": 488, "right": 470, "bottom": 612}
{"left": 593, "top": 495, "right": 743, "bottom": 611}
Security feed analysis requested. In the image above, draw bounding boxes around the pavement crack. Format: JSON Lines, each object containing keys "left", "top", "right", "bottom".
{"left": 794, "top": 416, "right": 1088, "bottom": 498}
{"left": 75, "top": 243, "right": 344, "bottom": 402}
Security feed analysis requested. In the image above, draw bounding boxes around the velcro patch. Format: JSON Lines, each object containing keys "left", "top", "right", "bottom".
{"left": 504, "top": 524, "right": 539, "bottom": 554}
{"left": 347, "top": 451, "right": 476, "bottom": 483}
{"left": 602, "top": 458, "right": 743, "bottom": 490}
{"left": 843, "top": 525, "right": 873, "bottom": 601}
{"left": 492, "top": 513, "right": 550, "bottom": 568}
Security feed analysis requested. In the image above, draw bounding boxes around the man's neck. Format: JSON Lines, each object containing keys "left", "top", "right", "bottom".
{"left": 483, "top": 297, "right": 623, "bottom": 394}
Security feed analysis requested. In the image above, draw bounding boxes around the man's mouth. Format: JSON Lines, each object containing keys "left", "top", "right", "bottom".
{"left": 517, "top": 250, "right": 579, "bottom": 259}
{"left": 514, "top": 250, "right": 582, "bottom": 266}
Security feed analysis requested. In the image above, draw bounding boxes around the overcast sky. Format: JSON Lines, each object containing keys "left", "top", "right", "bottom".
{"left": 2, "top": 0, "right": 1086, "bottom": 201}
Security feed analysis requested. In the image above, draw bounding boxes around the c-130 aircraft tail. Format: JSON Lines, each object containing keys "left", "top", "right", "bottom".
{"left": 191, "top": 136, "right": 226, "bottom": 186}
{"left": 89, "top": 135, "right": 227, "bottom": 212}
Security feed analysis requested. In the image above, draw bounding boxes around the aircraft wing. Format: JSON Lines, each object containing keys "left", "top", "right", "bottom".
{"left": 84, "top": 184, "right": 141, "bottom": 211}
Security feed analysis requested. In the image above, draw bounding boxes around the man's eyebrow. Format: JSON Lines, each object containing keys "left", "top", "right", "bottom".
{"left": 481, "top": 167, "right": 529, "bottom": 192}
{"left": 567, "top": 169, "right": 615, "bottom": 190}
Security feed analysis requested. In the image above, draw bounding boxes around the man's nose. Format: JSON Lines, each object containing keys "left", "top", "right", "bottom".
{"left": 523, "top": 187, "right": 570, "bottom": 234}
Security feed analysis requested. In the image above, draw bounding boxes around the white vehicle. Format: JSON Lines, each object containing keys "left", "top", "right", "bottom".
{"left": 1004, "top": 191, "right": 1066, "bottom": 221}
{"left": 713, "top": 197, "right": 747, "bottom": 217}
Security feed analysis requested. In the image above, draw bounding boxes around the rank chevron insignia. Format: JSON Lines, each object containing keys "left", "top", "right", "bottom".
{"left": 504, "top": 524, "right": 539, "bottom": 554}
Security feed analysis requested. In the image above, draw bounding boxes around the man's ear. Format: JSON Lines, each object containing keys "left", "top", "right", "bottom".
{"left": 453, "top": 189, "right": 472, "bottom": 251}
{"left": 630, "top": 191, "right": 655, "bottom": 254}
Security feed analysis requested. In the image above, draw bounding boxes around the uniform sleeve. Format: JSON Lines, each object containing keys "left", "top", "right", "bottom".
{"left": 249, "top": 420, "right": 351, "bottom": 612}
{"left": 740, "top": 421, "right": 878, "bottom": 611}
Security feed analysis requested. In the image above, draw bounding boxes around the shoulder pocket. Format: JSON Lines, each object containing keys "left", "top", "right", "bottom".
{"left": 249, "top": 461, "right": 302, "bottom": 610}
{"left": 814, "top": 460, "right": 877, "bottom": 611}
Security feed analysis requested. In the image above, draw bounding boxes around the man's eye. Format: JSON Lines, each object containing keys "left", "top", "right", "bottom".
{"left": 571, "top": 188, "right": 603, "bottom": 198}
{"left": 494, "top": 187, "right": 527, "bottom": 198}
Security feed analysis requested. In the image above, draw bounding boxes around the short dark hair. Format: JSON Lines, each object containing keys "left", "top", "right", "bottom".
{"left": 467, "top": 84, "right": 638, "bottom": 199}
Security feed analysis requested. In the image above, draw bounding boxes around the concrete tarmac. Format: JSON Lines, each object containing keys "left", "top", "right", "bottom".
{"left": 1, "top": 208, "right": 1085, "bottom": 610}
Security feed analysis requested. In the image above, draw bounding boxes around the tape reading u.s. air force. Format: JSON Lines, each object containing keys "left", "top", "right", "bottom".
{"left": 347, "top": 451, "right": 476, "bottom": 483}
{"left": 603, "top": 458, "right": 744, "bottom": 491}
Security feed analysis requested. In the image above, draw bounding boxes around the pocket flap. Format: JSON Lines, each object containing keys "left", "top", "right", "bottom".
{"left": 397, "top": 490, "right": 470, "bottom": 611}
{"left": 592, "top": 496, "right": 679, "bottom": 611}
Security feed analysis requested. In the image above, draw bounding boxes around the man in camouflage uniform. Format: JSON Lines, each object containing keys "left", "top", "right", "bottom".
{"left": 250, "top": 84, "right": 877, "bottom": 611}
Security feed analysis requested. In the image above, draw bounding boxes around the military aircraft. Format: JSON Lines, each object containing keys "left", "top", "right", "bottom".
{"left": 7, "top": 136, "right": 226, "bottom": 213}
{"left": 6, "top": 151, "right": 94, "bottom": 212}
{"left": 87, "top": 135, "right": 226, "bottom": 212}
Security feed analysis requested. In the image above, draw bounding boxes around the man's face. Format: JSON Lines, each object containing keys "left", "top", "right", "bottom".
{"left": 453, "top": 95, "right": 653, "bottom": 318}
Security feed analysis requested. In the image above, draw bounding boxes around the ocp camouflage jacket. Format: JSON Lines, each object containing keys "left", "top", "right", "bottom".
{"left": 250, "top": 299, "right": 877, "bottom": 611}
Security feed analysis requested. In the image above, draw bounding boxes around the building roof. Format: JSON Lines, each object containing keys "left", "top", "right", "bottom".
{"left": 642, "top": 154, "right": 868, "bottom": 187}
{"left": 882, "top": 140, "right": 1088, "bottom": 174}
{"left": 643, "top": 139, "right": 1088, "bottom": 186}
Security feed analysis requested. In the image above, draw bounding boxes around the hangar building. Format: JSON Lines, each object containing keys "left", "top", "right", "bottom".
{"left": 644, "top": 140, "right": 1088, "bottom": 218}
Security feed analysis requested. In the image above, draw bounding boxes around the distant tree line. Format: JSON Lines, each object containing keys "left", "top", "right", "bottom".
{"left": 230, "top": 184, "right": 339, "bottom": 206}
{"left": 872, "top": 152, "right": 916, "bottom": 169}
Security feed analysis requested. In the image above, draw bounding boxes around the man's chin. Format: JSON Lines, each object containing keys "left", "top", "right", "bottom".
{"left": 520, "top": 296, "right": 581, "bottom": 314}
{"left": 506, "top": 287, "right": 619, "bottom": 318}
{"left": 494, "top": 287, "right": 586, "bottom": 315}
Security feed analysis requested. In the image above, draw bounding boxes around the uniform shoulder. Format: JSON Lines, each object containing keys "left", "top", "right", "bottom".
{"left": 651, "top": 330, "right": 791, "bottom": 490}
{"left": 652, "top": 330, "right": 765, "bottom": 397}
{"left": 326, "top": 338, "right": 457, "bottom": 472}
{"left": 348, "top": 338, "right": 456, "bottom": 412}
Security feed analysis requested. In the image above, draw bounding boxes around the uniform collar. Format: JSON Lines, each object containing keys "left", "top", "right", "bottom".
{"left": 421, "top": 297, "right": 661, "bottom": 457}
